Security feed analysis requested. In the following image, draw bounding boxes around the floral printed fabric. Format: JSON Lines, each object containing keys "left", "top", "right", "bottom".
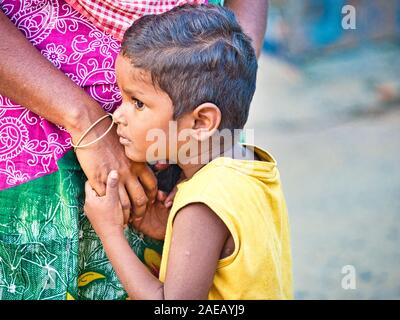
{"left": 64, "top": 0, "right": 208, "bottom": 41}
{"left": 0, "top": 0, "right": 122, "bottom": 191}
{"left": 0, "top": 150, "right": 163, "bottom": 299}
{"left": 0, "top": 0, "right": 165, "bottom": 300}
{"left": 0, "top": 0, "right": 223, "bottom": 191}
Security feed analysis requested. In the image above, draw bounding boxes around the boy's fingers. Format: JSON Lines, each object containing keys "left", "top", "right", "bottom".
{"left": 165, "top": 186, "right": 178, "bottom": 208}
{"left": 165, "top": 201, "right": 173, "bottom": 209}
{"left": 157, "top": 190, "right": 167, "bottom": 202}
{"left": 106, "top": 170, "right": 120, "bottom": 201}
{"left": 154, "top": 161, "right": 170, "bottom": 171}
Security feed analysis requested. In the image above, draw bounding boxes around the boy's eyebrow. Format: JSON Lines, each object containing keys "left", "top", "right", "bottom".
{"left": 123, "top": 87, "right": 144, "bottom": 96}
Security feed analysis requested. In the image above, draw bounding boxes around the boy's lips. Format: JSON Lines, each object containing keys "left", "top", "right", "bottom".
{"left": 119, "top": 137, "right": 131, "bottom": 145}
{"left": 117, "top": 130, "right": 131, "bottom": 145}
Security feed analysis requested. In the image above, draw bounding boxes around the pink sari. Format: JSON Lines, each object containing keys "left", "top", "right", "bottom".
{"left": 0, "top": 0, "right": 122, "bottom": 190}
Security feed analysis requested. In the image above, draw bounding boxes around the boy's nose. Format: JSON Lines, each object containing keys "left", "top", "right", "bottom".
{"left": 112, "top": 103, "right": 126, "bottom": 125}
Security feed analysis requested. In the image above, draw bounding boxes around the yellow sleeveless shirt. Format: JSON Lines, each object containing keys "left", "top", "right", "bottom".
{"left": 159, "top": 145, "right": 293, "bottom": 299}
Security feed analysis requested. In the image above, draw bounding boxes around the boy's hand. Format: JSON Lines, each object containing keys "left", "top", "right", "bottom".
{"left": 130, "top": 191, "right": 171, "bottom": 240}
{"left": 156, "top": 167, "right": 185, "bottom": 209}
{"left": 129, "top": 171, "right": 185, "bottom": 240}
{"left": 162, "top": 185, "right": 178, "bottom": 209}
{"left": 84, "top": 170, "right": 128, "bottom": 239}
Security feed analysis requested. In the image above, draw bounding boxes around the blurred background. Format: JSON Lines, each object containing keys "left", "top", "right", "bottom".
{"left": 246, "top": 0, "right": 400, "bottom": 299}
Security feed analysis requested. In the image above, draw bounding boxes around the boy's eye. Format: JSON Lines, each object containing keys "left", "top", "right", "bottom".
{"left": 132, "top": 98, "right": 145, "bottom": 110}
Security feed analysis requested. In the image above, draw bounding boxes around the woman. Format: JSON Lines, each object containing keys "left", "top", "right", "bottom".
{"left": 0, "top": 0, "right": 268, "bottom": 300}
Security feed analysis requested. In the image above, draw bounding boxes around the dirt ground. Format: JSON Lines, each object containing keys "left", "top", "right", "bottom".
{"left": 246, "top": 43, "right": 400, "bottom": 299}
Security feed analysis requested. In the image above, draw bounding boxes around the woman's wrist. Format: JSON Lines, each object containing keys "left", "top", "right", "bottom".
{"left": 65, "top": 100, "right": 112, "bottom": 146}
{"left": 65, "top": 99, "right": 105, "bottom": 133}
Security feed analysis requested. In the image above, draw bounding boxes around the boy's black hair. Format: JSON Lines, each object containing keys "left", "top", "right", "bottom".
{"left": 121, "top": 4, "right": 258, "bottom": 130}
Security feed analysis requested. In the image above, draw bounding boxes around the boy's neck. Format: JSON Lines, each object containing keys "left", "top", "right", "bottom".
{"left": 178, "top": 141, "right": 256, "bottom": 179}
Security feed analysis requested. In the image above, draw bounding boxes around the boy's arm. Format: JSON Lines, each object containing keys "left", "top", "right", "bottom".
{"left": 225, "top": 0, "right": 269, "bottom": 58}
{"left": 161, "top": 203, "right": 230, "bottom": 299}
{"left": 100, "top": 232, "right": 165, "bottom": 299}
{"left": 101, "top": 203, "right": 229, "bottom": 300}
{"left": 85, "top": 172, "right": 230, "bottom": 299}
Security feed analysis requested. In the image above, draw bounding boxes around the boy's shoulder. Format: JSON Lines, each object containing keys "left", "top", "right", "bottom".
{"left": 175, "top": 145, "right": 280, "bottom": 204}
{"left": 168, "top": 146, "right": 287, "bottom": 233}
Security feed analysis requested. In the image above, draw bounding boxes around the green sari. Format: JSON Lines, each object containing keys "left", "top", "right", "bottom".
{"left": 0, "top": 151, "right": 162, "bottom": 300}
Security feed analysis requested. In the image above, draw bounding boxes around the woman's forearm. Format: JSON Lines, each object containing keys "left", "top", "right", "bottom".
{"left": 225, "top": 0, "right": 269, "bottom": 58}
{"left": 0, "top": 10, "right": 106, "bottom": 137}
{"left": 0, "top": 10, "right": 157, "bottom": 212}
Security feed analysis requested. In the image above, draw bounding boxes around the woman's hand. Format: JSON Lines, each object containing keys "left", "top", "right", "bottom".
{"left": 73, "top": 119, "right": 157, "bottom": 218}
{"left": 129, "top": 167, "right": 186, "bottom": 240}
{"left": 0, "top": 11, "right": 156, "bottom": 216}
{"left": 84, "top": 171, "right": 126, "bottom": 239}
{"left": 225, "top": 0, "right": 268, "bottom": 58}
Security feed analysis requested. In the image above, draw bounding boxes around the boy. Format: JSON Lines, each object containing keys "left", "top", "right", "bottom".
{"left": 84, "top": 4, "right": 293, "bottom": 299}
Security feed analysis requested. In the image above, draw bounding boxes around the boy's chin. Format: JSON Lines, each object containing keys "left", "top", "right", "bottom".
{"left": 124, "top": 147, "right": 147, "bottom": 163}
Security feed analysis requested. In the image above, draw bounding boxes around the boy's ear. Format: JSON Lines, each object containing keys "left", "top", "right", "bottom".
{"left": 190, "top": 103, "right": 221, "bottom": 141}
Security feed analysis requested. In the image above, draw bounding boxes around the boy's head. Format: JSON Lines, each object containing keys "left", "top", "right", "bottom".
{"left": 113, "top": 4, "right": 257, "bottom": 163}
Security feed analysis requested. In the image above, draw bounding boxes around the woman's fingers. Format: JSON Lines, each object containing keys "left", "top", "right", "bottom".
{"left": 125, "top": 176, "right": 148, "bottom": 217}
{"left": 118, "top": 184, "right": 131, "bottom": 224}
{"left": 135, "top": 164, "right": 157, "bottom": 203}
{"left": 90, "top": 179, "right": 106, "bottom": 197}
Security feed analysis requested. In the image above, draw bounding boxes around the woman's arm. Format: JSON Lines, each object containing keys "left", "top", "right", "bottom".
{"left": 0, "top": 11, "right": 156, "bottom": 215}
{"left": 0, "top": 10, "right": 98, "bottom": 135}
{"left": 84, "top": 171, "right": 229, "bottom": 299}
{"left": 225, "top": 0, "right": 269, "bottom": 58}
